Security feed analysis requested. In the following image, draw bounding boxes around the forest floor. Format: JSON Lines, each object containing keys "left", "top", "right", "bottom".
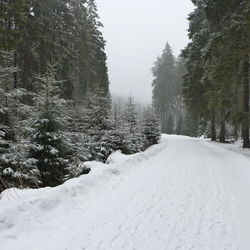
{"left": 1, "top": 135, "right": 250, "bottom": 250}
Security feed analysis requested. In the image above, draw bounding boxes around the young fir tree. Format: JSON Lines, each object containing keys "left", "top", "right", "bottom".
{"left": 82, "top": 88, "right": 112, "bottom": 162}
{"left": 0, "top": 50, "right": 41, "bottom": 192}
{"left": 142, "top": 106, "right": 161, "bottom": 147}
{"left": 0, "top": 50, "right": 19, "bottom": 191}
{"left": 121, "top": 96, "right": 144, "bottom": 154}
{"left": 29, "top": 64, "right": 71, "bottom": 187}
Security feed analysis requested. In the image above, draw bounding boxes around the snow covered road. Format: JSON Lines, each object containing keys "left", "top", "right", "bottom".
{"left": 1, "top": 135, "right": 250, "bottom": 250}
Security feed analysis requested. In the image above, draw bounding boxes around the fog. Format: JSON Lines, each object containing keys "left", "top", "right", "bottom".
{"left": 96, "top": 0, "right": 195, "bottom": 103}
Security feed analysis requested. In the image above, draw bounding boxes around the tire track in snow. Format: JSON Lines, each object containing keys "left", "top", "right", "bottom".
{"left": 91, "top": 136, "right": 238, "bottom": 250}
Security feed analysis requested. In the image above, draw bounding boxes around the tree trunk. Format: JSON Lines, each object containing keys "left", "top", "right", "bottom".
{"left": 219, "top": 120, "right": 226, "bottom": 143}
{"left": 211, "top": 113, "right": 216, "bottom": 141}
{"left": 5, "top": 96, "right": 8, "bottom": 126}
{"left": 13, "top": 50, "right": 17, "bottom": 88}
{"left": 242, "top": 55, "right": 250, "bottom": 148}
{"left": 21, "top": 39, "right": 33, "bottom": 91}
{"left": 233, "top": 125, "right": 238, "bottom": 141}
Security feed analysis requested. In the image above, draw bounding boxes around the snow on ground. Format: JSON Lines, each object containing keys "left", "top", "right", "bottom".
{"left": 1, "top": 135, "right": 250, "bottom": 250}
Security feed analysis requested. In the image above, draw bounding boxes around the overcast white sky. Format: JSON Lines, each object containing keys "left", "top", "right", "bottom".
{"left": 96, "top": 0, "right": 195, "bottom": 103}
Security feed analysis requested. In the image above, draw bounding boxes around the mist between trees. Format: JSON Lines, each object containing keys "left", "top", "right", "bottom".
{"left": 0, "top": 0, "right": 161, "bottom": 193}
{"left": 152, "top": 0, "right": 250, "bottom": 149}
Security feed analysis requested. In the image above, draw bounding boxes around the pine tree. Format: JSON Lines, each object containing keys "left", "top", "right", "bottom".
{"left": 29, "top": 64, "right": 71, "bottom": 187}
{"left": 121, "top": 96, "right": 144, "bottom": 154}
{"left": 181, "top": 2, "right": 211, "bottom": 137}
{"left": 80, "top": 87, "right": 113, "bottom": 162}
{"left": 86, "top": 0, "right": 109, "bottom": 94}
{"left": 0, "top": 50, "right": 40, "bottom": 192}
{"left": 142, "top": 106, "right": 161, "bottom": 147}
{"left": 152, "top": 43, "right": 176, "bottom": 132}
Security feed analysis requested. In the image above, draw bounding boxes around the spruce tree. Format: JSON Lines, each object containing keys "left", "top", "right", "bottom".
{"left": 29, "top": 64, "right": 71, "bottom": 187}
{"left": 121, "top": 96, "right": 144, "bottom": 154}
{"left": 142, "top": 106, "right": 161, "bottom": 147}
{"left": 152, "top": 43, "right": 176, "bottom": 132}
{"left": 0, "top": 50, "right": 40, "bottom": 192}
{"left": 82, "top": 88, "right": 112, "bottom": 162}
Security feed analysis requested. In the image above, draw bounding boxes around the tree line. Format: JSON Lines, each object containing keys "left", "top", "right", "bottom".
{"left": 152, "top": 0, "right": 250, "bottom": 148}
{"left": 182, "top": 0, "right": 250, "bottom": 147}
{"left": 152, "top": 43, "right": 191, "bottom": 136}
{"left": 0, "top": 0, "right": 161, "bottom": 192}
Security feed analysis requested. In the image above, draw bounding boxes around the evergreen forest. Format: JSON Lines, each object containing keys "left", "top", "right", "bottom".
{"left": 152, "top": 0, "right": 250, "bottom": 147}
{"left": 0, "top": 0, "right": 160, "bottom": 192}
{"left": 1, "top": 1, "right": 250, "bottom": 249}
{"left": 0, "top": 0, "right": 249, "bottom": 194}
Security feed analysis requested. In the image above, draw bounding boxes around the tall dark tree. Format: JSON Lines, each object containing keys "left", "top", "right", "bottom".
{"left": 181, "top": 0, "right": 250, "bottom": 147}
{"left": 152, "top": 43, "right": 176, "bottom": 132}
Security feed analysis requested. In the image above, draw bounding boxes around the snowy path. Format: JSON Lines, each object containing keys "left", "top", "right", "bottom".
{"left": 1, "top": 135, "right": 250, "bottom": 250}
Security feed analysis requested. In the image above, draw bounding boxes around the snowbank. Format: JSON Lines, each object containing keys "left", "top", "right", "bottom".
{"left": 0, "top": 136, "right": 167, "bottom": 238}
